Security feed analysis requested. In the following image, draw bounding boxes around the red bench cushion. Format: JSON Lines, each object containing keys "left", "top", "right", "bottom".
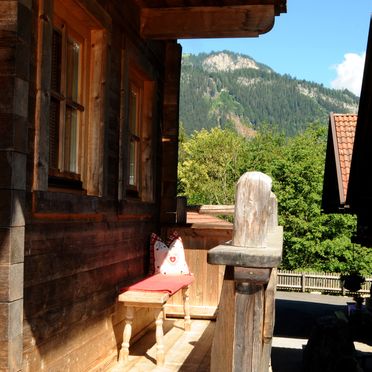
{"left": 122, "top": 273, "right": 194, "bottom": 295}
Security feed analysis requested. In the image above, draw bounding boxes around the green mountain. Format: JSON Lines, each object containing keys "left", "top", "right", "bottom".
{"left": 179, "top": 51, "right": 359, "bottom": 136}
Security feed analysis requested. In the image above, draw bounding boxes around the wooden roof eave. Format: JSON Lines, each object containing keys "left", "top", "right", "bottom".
{"left": 138, "top": 4, "right": 285, "bottom": 39}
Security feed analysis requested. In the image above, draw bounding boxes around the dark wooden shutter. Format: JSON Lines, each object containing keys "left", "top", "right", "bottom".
{"left": 49, "top": 29, "right": 62, "bottom": 170}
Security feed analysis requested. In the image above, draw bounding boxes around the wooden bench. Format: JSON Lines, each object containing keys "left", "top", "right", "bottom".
{"left": 118, "top": 273, "right": 194, "bottom": 366}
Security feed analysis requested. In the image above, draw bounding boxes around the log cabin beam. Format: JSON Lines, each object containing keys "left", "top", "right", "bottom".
{"left": 136, "top": 1, "right": 286, "bottom": 16}
{"left": 140, "top": 5, "right": 276, "bottom": 39}
{"left": 0, "top": 0, "right": 31, "bottom": 369}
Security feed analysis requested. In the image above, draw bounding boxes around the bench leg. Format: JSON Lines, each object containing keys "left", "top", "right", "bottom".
{"left": 120, "top": 306, "right": 134, "bottom": 362}
{"left": 155, "top": 307, "right": 165, "bottom": 366}
{"left": 182, "top": 285, "right": 191, "bottom": 331}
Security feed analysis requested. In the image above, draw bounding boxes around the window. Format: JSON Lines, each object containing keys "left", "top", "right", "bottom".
{"left": 45, "top": 0, "right": 108, "bottom": 195}
{"left": 48, "top": 5, "right": 88, "bottom": 189}
{"left": 119, "top": 60, "right": 155, "bottom": 202}
{"left": 128, "top": 80, "right": 142, "bottom": 192}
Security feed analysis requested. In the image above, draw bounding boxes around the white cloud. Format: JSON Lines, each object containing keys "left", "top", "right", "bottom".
{"left": 331, "top": 52, "right": 366, "bottom": 96}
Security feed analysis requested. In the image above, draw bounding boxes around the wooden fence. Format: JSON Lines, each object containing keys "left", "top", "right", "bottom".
{"left": 277, "top": 270, "right": 372, "bottom": 295}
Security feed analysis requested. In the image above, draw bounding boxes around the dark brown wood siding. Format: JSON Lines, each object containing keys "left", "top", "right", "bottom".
{"left": 0, "top": 0, "right": 31, "bottom": 370}
{"left": 20, "top": 1, "right": 173, "bottom": 370}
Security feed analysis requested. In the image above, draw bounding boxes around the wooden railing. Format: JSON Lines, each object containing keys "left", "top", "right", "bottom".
{"left": 277, "top": 270, "right": 372, "bottom": 295}
{"left": 207, "top": 172, "right": 282, "bottom": 372}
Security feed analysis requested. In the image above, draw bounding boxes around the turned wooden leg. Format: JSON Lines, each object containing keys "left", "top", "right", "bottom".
{"left": 120, "top": 306, "right": 134, "bottom": 362}
{"left": 182, "top": 285, "right": 191, "bottom": 331}
{"left": 155, "top": 307, "right": 165, "bottom": 366}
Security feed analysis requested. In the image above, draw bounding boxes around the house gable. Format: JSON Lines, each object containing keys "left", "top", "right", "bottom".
{"left": 322, "top": 113, "right": 357, "bottom": 212}
{"left": 346, "top": 17, "right": 372, "bottom": 244}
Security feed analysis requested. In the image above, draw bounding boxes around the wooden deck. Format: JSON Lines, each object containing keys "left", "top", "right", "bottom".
{"left": 112, "top": 319, "right": 214, "bottom": 371}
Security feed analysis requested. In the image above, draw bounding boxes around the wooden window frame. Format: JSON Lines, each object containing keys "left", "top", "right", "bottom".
{"left": 48, "top": 11, "right": 88, "bottom": 190}
{"left": 119, "top": 56, "right": 155, "bottom": 202}
{"left": 36, "top": 0, "right": 109, "bottom": 196}
{"left": 127, "top": 79, "right": 143, "bottom": 196}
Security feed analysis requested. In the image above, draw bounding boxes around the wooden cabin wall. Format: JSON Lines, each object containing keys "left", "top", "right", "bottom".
{"left": 13, "top": 0, "right": 181, "bottom": 370}
{"left": 0, "top": 0, "right": 30, "bottom": 370}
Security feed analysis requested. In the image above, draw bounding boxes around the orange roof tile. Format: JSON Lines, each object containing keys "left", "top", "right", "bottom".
{"left": 331, "top": 113, "right": 357, "bottom": 202}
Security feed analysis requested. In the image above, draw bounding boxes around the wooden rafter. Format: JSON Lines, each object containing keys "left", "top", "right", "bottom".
{"left": 132, "top": 0, "right": 286, "bottom": 39}
{"left": 136, "top": 0, "right": 285, "bottom": 14}
{"left": 140, "top": 5, "right": 277, "bottom": 39}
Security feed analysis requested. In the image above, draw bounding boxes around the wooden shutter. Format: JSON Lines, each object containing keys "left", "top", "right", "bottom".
{"left": 49, "top": 29, "right": 62, "bottom": 170}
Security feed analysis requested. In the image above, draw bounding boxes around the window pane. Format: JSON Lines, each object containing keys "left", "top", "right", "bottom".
{"left": 49, "top": 98, "right": 60, "bottom": 169}
{"left": 129, "top": 140, "right": 136, "bottom": 186}
{"left": 67, "top": 37, "right": 80, "bottom": 102}
{"left": 129, "top": 88, "right": 138, "bottom": 135}
{"left": 65, "top": 107, "right": 78, "bottom": 173}
{"left": 51, "top": 29, "right": 62, "bottom": 93}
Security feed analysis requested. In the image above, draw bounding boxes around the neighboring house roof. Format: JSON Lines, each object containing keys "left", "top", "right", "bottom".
{"left": 333, "top": 113, "right": 357, "bottom": 201}
{"left": 322, "top": 113, "right": 357, "bottom": 212}
{"left": 347, "top": 17, "right": 372, "bottom": 213}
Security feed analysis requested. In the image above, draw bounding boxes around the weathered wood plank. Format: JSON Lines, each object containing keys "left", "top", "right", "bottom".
{"left": 0, "top": 263, "right": 23, "bottom": 302}
{"left": 23, "top": 310, "right": 116, "bottom": 372}
{"left": 233, "top": 283, "right": 264, "bottom": 372}
{"left": 260, "top": 268, "right": 277, "bottom": 372}
{"left": 23, "top": 288, "right": 116, "bottom": 349}
{"left": 210, "top": 267, "right": 235, "bottom": 371}
{"left": 210, "top": 172, "right": 282, "bottom": 372}
{"left": 208, "top": 227, "right": 283, "bottom": 268}
{"left": 33, "top": 0, "right": 52, "bottom": 191}
{"left": 234, "top": 267, "right": 271, "bottom": 284}
{"left": 119, "top": 291, "right": 169, "bottom": 305}
{"left": 112, "top": 319, "right": 213, "bottom": 372}
{"left": 24, "top": 258, "right": 145, "bottom": 318}
{"left": 0, "top": 335, "right": 23, "bottom": 372}
{"left": 198, "top": 204, "right": 235, "bottom": 215}
{"left": 140, "top": 5, "right": 275, "bottom": 39}
{"left": 233, "top": 172, "right": 273, "bottom": 248}
{"left": 0, "top": 227, "right": 24, "bottom": 265}
{"left": 24, "top": 236, "right": 149, "bottom": 287}
{"left": 164, "top": 225, "right": 230, "bottom": 318}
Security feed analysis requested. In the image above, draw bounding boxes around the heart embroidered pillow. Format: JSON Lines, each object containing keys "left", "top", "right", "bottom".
{"left": 150, "top": 232, "right": 190, "bottom": 275}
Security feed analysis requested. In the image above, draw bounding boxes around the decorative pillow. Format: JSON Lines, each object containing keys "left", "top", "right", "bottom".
{"left": 150, "top": 232, "right": 190, "bottom": 275}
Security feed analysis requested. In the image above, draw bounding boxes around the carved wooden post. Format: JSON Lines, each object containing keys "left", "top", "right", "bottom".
{"left": 208, "top": 172, "right": 283, "bottom": 372}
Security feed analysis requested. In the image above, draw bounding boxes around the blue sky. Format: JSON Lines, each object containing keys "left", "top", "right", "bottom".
{"left": 179, "top": 0, "right": 371, "bottom": 96}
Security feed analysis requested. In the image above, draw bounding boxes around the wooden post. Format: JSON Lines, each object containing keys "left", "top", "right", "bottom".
{"left": 232, "top": 172, "right": 273, "bottom": 248}
{"left": 302, "top": 273, "right": 306, "bottom": 292}
{"left": 155, "top": 308, "right": 165, "bottom": 366}
{"left": 176, "top": 196, "right": 187, "bottom": 224}
{"left": 0, "top": 1, "right": 31, "bottom": 370}
{"left": 120, "top": 306, "right": 134, "bottom": 362}
{"left": 182, "top": 285, "right": 191, "bottom": 331}
{"left": 208, "top": 172, "right": 283, "bottom": 372}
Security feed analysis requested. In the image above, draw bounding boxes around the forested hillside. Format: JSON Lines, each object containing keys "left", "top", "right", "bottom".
{"left": 180, "top": 51, "right": 359, "bottom": 136}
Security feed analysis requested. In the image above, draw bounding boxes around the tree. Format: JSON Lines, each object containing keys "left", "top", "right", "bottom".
{"left": 178, "top": 124, "right": 372, "bottom": 274}
{"left": 178, "top": 127, "right": 248, "bottom": 205}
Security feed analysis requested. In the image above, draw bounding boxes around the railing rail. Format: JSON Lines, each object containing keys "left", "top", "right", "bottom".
{"left": 186, "top": 204, "right": 235, "bottom": 216}
{"left": 208, "top": 172, "right": 282, "bottom": 372}
{"left": 277, "top": 269, "right": 372, "bottom": 294}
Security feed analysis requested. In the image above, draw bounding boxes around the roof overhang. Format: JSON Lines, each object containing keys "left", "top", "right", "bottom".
{"left": 347, "top": 17, "right": 372, "bottom": 212}
{"left": 134, "top": 0, "right": 287, "bottom": 39}
{"left": 322, "top": 113, "right": 358, "bottom": 213}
